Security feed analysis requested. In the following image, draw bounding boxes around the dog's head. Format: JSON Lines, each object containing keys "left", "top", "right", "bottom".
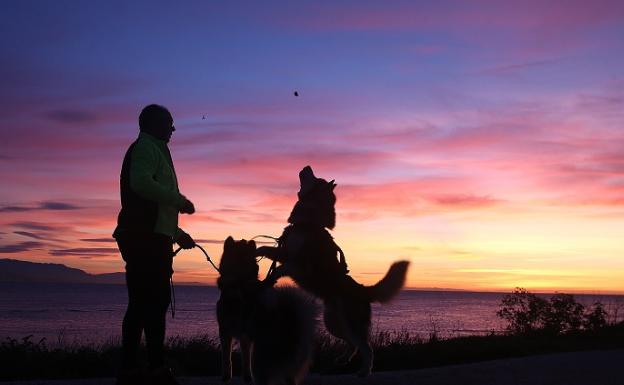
{"left": 288, "top": 166, "right": 336, "bottom": 229}
{"left": 217, "top": 236, "right": 258, "bottom": 289}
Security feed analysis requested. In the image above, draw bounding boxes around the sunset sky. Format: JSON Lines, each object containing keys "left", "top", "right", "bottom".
{"left": 1, "top": 1, "right": 623, "bottom": 293}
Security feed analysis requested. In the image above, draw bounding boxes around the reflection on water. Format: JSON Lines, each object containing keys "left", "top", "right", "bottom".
{"left": 1, "top": 282, "right": 622, "bottom": 344}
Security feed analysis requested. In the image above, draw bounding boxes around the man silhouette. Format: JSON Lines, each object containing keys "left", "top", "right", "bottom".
{"left": 113, "top": 104, "right": 195, "bottom": 385}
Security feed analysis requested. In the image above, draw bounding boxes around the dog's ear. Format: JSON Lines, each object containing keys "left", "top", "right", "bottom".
{"left": 248, "top": 240, "right": 256, "bottom": 249}
{"left": 329, "top": 179, "right": 336, "bottom": 191}
{"left": 224, "top": 236, "right": 234, "bottom": 249}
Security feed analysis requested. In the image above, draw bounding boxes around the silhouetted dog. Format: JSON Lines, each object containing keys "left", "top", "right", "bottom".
{"left": 217, "top": 237, "right": 316, "bottom": 385}
{"left": 256, "top": 166, "right": 410, "bottom": 377}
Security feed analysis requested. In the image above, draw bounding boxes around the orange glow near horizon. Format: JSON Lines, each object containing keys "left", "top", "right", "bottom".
{"left": 3, "top": 166, "right": 624, "bottom": 294}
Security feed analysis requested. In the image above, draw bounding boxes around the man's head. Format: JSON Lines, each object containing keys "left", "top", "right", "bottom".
{"left": 139, "top": 104, "right": 175, "bottom": 142}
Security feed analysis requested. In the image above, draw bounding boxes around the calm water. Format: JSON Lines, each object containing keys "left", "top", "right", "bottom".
{"left": 1, "top": 282, "right": 622, "bottom": 344}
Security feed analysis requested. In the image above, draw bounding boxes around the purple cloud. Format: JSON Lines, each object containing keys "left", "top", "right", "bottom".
{"left": 0, "top": 241, "right": 45, "bottom": 253}
{"left": 14, "top": 231, "right": 50, "bottom": 240}
{"left": 11, "top": 222, "right": 59, "bottom": 232}
{"left": 8, "top": 221, "right": 62, "bottom": 232}
{"left": 80, "top": 238, "right": 116, "bottom": 243}
{"left": 0, "top": 201, "right": 82, "bottom": 212}
{"left": 39, "top": 201, "right": 82, "bottom": 210}
{"left": 0, "top": 206, "right": 32, "bottom": 213}
{"left": 49, "top": 247, "right": 119, "bottom": 257}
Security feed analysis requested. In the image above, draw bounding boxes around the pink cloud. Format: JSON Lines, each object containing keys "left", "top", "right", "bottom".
{"left": 473, "top": 58, "right": 566, "bottom": 76}
{"left": 272, "top": 1, "right": 624, "bottom": 33}
{"left": 428, "top": 194, "right": 500, "bottom": 207}
{"left": 339, "top": 180, "right": 501, "bottom": 216}
{"left": 265, "top": 1, "right": 623, "bottom": 65}
{"left": 246, "top": 176, "right": 502, "bottom": 222}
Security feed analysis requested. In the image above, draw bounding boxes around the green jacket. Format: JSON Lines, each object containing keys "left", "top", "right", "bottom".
{"left": 114, "top": 132, "right": 187, "bottom": 240}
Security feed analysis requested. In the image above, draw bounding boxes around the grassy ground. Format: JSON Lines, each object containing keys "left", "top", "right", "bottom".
{"left": 3, "top": 323, "right": 624, "bottom": 381}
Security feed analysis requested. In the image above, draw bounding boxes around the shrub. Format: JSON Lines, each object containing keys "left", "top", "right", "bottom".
{"left": 496, "top": 288, "right": 549, "bottom": 334}
{"left": 497, "top": 288, "right": 610, "bottom": 335}
{"left": 542, "top": 293, "right": 584, "bottom": 334}
{"left": 584, "top": 302, "right": 608, "bottom": 331}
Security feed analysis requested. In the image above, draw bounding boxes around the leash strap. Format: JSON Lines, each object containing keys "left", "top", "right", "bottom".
{"left": 196, "top": 244, "right": 220, "bottom": 273}
{"left": 250, "top": 234, "right": 280, "bottom": 280}
{"left": 170, "top": 247, "right": 182, "bottom": 319}
{"left": 266, "top": 260, "right": 277, "bottom": 281}
{"left": 335, "top": 243, "right": 349, "bottom": 274}
{"left": 173, "top": 244, "right": 220, "bottom": 273}
{"left": 170, "top": 243, "right": 220, "bottom": 319}
{"left": 170, "top": 275, "right": 176, "bottom": 319}
{"left": 169, "top": 238, "right": 280, "bottom": 319}
{"left": 251, "top": 234, "right": 280, "bottom": 242}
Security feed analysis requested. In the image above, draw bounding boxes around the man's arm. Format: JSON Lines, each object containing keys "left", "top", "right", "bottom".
{"left": 129, "top": 142, "right": 187, "bottom": 209}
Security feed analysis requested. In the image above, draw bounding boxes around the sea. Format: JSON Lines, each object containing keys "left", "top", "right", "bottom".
{"left": 1, "top": 282, "right": 623, "bottom": 345}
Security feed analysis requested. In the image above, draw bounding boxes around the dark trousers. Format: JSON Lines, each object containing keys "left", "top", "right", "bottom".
{"left": 116, "top": 233, "right": 173, "bottom": 370}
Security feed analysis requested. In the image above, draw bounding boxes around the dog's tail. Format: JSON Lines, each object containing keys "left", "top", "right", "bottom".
{"left": 366, "top": 261, "right": 410, "bottom": 304}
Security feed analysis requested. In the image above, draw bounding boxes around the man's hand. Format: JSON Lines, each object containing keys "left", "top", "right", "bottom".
{"left": 179, "top": 198, "right": 195, "bottom": 214}
{"left": 177, "top": 231, "right": 195, "bottom": 249}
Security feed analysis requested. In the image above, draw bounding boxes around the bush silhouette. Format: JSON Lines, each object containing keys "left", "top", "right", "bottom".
{"left": 542, "top": 293, "right": 585, "bottom": 334}
{"left": 497, "top": 288, "right": 609, "bottom": 335}
{"left": 497, "top": 288, "right": 549, "bottom": 334}
{"left": 584, "top": 302, "right": 608, "bottom": 331}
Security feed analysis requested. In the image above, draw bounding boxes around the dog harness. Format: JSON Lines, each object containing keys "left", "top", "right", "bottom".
{"left": 278, "top": 224, "right": 349, "bottom": 275}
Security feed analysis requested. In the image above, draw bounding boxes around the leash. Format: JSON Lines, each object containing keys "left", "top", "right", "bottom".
{"left": 250, "top": 235, "right": 280, "bottom": 280}
{"left": 169, "top": 236, "right": 280, "bottom": 318}
{"left": 251, "top": 234, "right": 280, "bottom": 241}
{"left": 170, "top": 242, "right": 220, "bottom": 319}
{"left": 170, "top": 275, "right": 176, "bottom": 319}
{"left": 173, "top": 243, "right": 220, "bottom": 273}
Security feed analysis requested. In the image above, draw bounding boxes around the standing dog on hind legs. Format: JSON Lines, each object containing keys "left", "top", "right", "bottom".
{"left": 256, "top": 166, "right": 410, "bottom": 377}
{"left": 217, "top": 236, "right": 317, "bottom": 385}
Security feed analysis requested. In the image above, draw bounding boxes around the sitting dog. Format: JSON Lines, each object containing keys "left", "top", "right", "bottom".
{"left": 256, "top": 166, "right": 410, "bottom": 377}
{"left": 217, "top": 237, "right": 316, "bottom": 385}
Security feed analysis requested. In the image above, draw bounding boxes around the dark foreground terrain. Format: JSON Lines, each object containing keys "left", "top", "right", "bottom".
{"left": 3, "top": 349, "right": 624, "bottom": 385}
{"left": 3, "top": 324, "right": 624, "bottom": 381}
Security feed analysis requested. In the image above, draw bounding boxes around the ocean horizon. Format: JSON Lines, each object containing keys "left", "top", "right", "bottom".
{"left": 2, "top": 282, "right": 623, "bottom": 345}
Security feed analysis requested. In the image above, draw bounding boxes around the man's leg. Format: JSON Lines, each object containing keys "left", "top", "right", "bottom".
{"left": 144, "top": 276, "right": 170, "bottom": 369}
{"left": 117, "top": 236, "right": 147, "bottom": 371}
{"left": 121, "top": 275, "right": 145, "bottom": 369}
{"left": 143, "top": 234, "right": 173, "bottom": 370}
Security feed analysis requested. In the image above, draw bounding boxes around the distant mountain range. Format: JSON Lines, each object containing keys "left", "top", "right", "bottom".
{"left": 0, "top": 259, "right": 125, "bottom": 285}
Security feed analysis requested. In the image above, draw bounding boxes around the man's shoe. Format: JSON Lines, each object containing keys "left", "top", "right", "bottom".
{"left": 150, "top": 366, "right": 180, "bottom": 385}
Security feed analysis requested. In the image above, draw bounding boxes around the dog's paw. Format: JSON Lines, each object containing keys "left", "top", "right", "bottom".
{"left": 243, "top": 373, "right": 253, "bottom": 383}
{"left": 221, "top": 374, "right": 232, "bottom": 383}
